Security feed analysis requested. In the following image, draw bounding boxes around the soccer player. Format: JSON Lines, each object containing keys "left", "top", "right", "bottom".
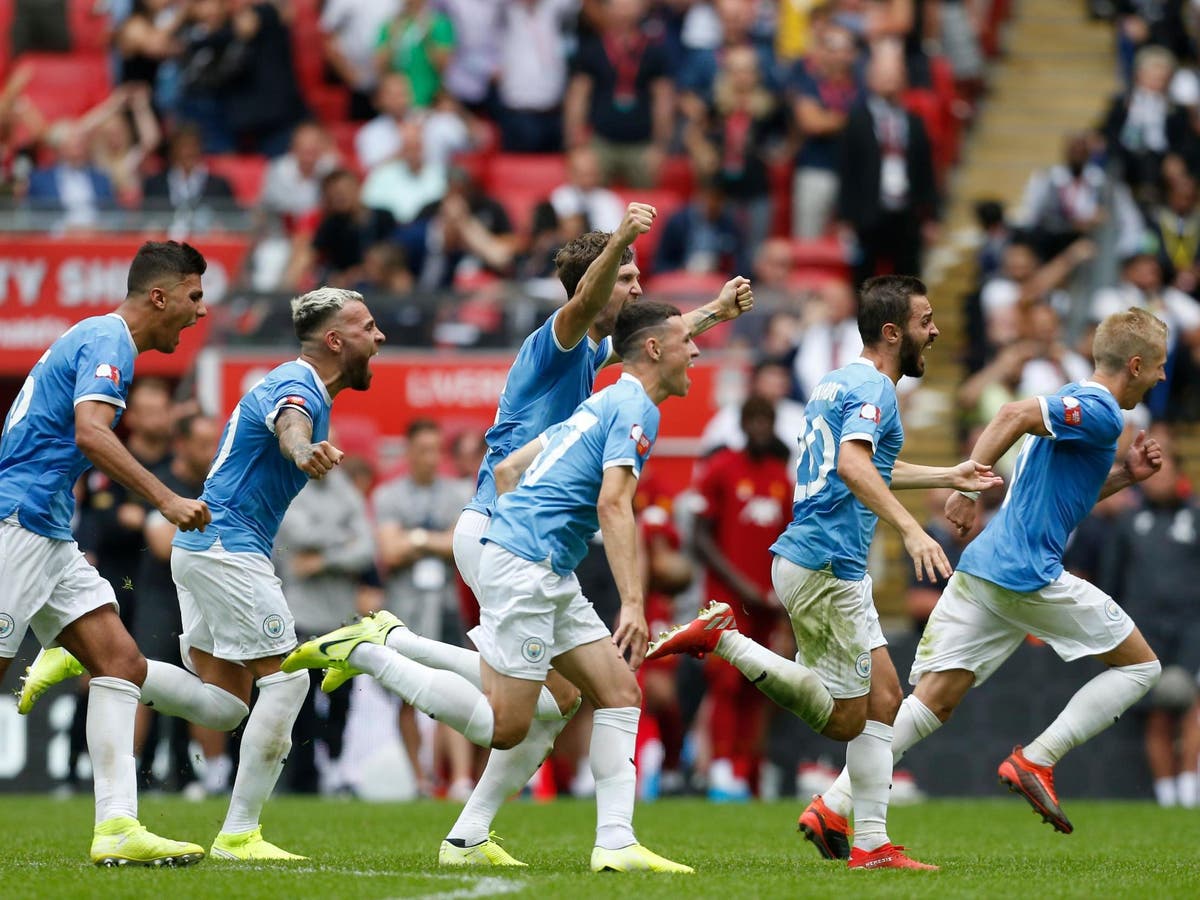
{"left": 21, "top": 287, "right": 385, "bottom": 861}
{"left": 648, "top": 275, "right": 1002, "bottom": 870}
{"left": 0, "top": 240, "right": 210, "bottom": 866}
{"left": 285, "top": 301, "right": 701, "bottom": 873}
{"left": 284, "top": 203, "right": 751, "bottom": 866}
{"left": 806, "top": 306, "right": 1168, "bottom": 841}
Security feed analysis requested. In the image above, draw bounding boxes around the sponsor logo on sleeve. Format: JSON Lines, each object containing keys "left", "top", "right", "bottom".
{"left": 94, "top": 363, "right": 120, "bottom": 386}
{"left": 630, "top": 424, "right": 652, "bottom": 457}
{"left": 1062, "top": 396, "right": 1082, "bottom": 426}
{"left": 282, "top": 395, "right": 307, "bottom": 408}
{"left": 859, "top": 403, "right": 881, "bottom": 424}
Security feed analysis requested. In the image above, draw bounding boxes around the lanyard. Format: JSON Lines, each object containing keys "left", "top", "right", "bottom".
{"left": 1159, "top": 209, "right": 1200, "bottom": 270}
{"left": 603, "top": 32, "right": 647, "bottom": 109}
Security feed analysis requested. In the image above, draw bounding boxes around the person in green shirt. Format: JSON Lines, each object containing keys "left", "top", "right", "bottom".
{"left": 375, "top": 0, "right": 456, "bottom": 109}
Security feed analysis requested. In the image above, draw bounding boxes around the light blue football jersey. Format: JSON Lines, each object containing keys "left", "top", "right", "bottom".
{"left": 484, "top": 373, "right": 658, "bottom": 576}
{"left": 771, "top": 358, "right": 903, "bottom": 581}
{"left": 174, "top": 359, "right": 332, "bottom": 558}
{"left": 466, "top": 309, "right": 614, "bottom": 516}
{"left": 959, "top": 381, "right": 1124, "bottom": 592}
{"left": 0, "top": 314, "right": 137, "bottom": 540}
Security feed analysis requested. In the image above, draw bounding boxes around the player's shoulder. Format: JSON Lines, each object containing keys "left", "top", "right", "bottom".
{"left": 1062, "top": 381, "right": 1123, "bottom": 422}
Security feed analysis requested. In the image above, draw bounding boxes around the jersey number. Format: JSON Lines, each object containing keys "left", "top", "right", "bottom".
{"left": 4, "top": 375, "right": 36, "bottom": 434}
{"left": 793, "top": 415, "right": 835, "bottom": 502}
{"left": 523, "top": 410, "right": 599, "bottom": 487}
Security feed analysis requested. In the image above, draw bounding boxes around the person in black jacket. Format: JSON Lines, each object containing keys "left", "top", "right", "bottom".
{"left": 143, "top": 125, "right": 236, "bottom": 213}
{"left": 836, "top": 41, "right": 939, "bottom": 287}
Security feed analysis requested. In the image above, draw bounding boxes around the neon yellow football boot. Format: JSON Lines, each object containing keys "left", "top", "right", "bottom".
{"left": 438, "top": 832, "right": 528, "bottom": 867}
{"left": 590, "top": 843, "right": 694, "bottom": 874}
{"left": 210, "top": 826, "right": 307, "bottom": 861}
{"left": 90, "top": 816, "right": 205, "bottom": 867}
{"left": 282, "top": 610, "right": 401, "bottom": 692}
{"left": 18, "top": 646, "right": 86, "bottom": 714}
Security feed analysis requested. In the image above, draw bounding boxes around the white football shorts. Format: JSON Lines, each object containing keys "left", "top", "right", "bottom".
{"left": 0, "top": 516, "right": 117, "bottom": 657}
{"left": 469, "top": 542, "right": 611, "bottom": 681}
{"left": 772, "top": 556, "right": 886, "bottom": 700}
{"left": 910, "top": 570, "right": 1136, "bottom": 687}
{"left": 451, "top": 508, "right": 490, "bottom": 600}
{"left": 171, "top": 541, "right": 297, "bottom": 668}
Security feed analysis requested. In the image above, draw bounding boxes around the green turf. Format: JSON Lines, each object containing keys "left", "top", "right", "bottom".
{"left": 0, "top": 795, "right": 1196, "bottom": 899}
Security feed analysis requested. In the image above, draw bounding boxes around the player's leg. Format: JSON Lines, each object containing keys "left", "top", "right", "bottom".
{"left": 1180, "top": 696, "right": 1200, "bottom": 808}
{"left": 551, "top": 637, "right": 693, "bottom": 874}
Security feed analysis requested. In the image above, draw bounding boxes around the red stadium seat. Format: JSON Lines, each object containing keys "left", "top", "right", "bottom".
{"left": 0, "top": 0, "right": 13, "bottom": 74}
{"left": 488, "top": 184, "right": 549, "bottom": 235}
{"left": 657, "top": 155, "right": 695, "bottom": 195}
{"left": 646, "top": 271, "right": 728, "bottom": 297}
{"left": 68, "top": 0, "right": 110, "bottom": 52}
{"left": 206, "top": 154, "right": 268, "bottom": 207}
{"left": 902, "top": 89, "right": 951, "bottom": 180}
{"left": 327, "top": 121, "right": 361, "bottom": 172}
{"left": 18, "top": 52, "right": 111, "bottom": 121}
{"left": 768, "top": 159, "right": 794, "bottom": 237}
{"left": 790, "top": 237, "right": 849, "bottom": 279}
{"left": 483, "top": 153, "right": 566, "bottom": 196}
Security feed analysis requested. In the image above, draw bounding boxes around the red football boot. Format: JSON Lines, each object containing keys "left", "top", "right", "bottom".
{"left": 645, "top": 601, "right": 736, "bottom": 660}
{"left": 998, "top": 745, "right": 1073, "bottom": 834}
{"left": 797, "top": 794, "right": 852, "bottom": 860}
{"left": 847, "top": 843, "right": 939, "bottom": 870}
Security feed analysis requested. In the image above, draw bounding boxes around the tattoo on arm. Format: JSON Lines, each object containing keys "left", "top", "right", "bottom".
{"left": 686, "top": 309, "right": 721, "bottom": 338}
{"left": 276, "top": 409, "right": 314, "bottom": 464}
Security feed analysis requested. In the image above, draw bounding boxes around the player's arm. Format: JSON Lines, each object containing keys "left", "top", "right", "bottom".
{"left": 1099, "top": 430, "right": 1162, "bottom": 500}
{"left": 144, "top": 511, "right": 176, "bottom": 560}
{"left": 681, "top": 276, "right": 755, "bottom": 339}
{"left": 692, "top": 512, "right": 767, "bottom": 607}
{"left": 75, "top": 400, "right": 210, "bottom": 531}
{"left": 553, "top": 203, "right": 655, "bottom": 351}
{"left": 597, "top": 465, "right": 649, "bottom": 669}
{"left": 275, "top": 407, "right": 343, "bottom": 479}
{"left": 890, "top": 459, "right": 1002, "bottom": 492}
{"left": 494, "top": 436, "right": 545, "bottom": 496}
{"left": 838, "top": 438, "right": 951, "bottom": 582}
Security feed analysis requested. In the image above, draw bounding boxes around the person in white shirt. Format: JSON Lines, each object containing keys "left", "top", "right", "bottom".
{"left": 495, "top": 0, "right": 579, "bottom": 151}
{"left": 355, "top": 73, "right": 471, "bottom": 173}
{"left": 361, "top": 120, "right": 448, "bottom": 225}
{"left": 549, "top": 145, "right": 625, "bottom": 233}
{"left": 320, "top": 0, "right": 401, "bottom": 120}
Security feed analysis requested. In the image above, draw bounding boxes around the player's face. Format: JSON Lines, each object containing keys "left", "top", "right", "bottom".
{"left": 336, "top": 300, "right": 386, "bottom": 391}
{"left": 657, "top": 316, "right": 700, "bottom": 398}
{"left": 899, "top": 295, "right": 938, "bottom": 378}
{"left": 157, "top": 273, "right": 206, "bottom": 352}
{"left": 1126, "top": 343, "right": 1168, "bottom": 407}
{"left": 595, "top": 263, "right": 642, "bottom": 337}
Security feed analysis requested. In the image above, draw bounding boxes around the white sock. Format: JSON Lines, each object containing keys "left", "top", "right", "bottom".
{"left": 1177, "top": 771, "right": 1198, "bottom": 808}
{"left": 385, "top": 628, "right": 564, "bottom": 722}
{"left": 222, "top": 669, "right": 307, "bottom": 835}
{"left": 715, "top": 631, "right": 834, "bottom": 731}
{"left": 204, "top": 753, "right": 233, "bottom": 794}
{"left": 1155, "top": 777, "right": 1179, "bottom": 807}
{"left": 351, "top": 643, "right": 494, "bottom": 747}
{"left": 1024, "top": 661, "right": 1161, "bottom": 767}
{"left": 88, "top": 677, "right": 141, "bottom": 825}
{"left": 823, "top": 695, "right": 942, "bottom": 819}
{"left": 591, "top": 706, "right": 640, "bottom": 850}
{"left": 847, "top": 720, "right": 893, "bottom": 852}
{"left": 141, "top": 660, "right": 249, "bottom": 731}
{"left": 448, "top": 712, "right": 575, "bottom": 846}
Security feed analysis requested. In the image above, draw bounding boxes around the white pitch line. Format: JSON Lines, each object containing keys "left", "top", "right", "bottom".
{"left": 398, "top": 876, "right": 528, "bottom": 900}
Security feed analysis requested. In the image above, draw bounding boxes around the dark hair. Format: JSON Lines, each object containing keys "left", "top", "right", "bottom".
{"left": 740, "top": 393, "right": 776, "bottom": 424}
{"left": 974, "top": 199, "right": 1005, "bottom": 229}
{"left": 613, "top": 301, "right": 682, "bottom": 359}
{"left": 174, "top": 410, "right": 214, "bottom": 441}
{"left": 857, "top": 275, "right": 926, "bottom": 346}
{"left": 127, "top": 241, "right": 207, "bottom": 295}
{"left": 554, "top": 231, "right": 634, "bottom": 299}
{"left": 321, "top": 168, "right": 357, "bottom": 192}
{"left": 407, "top": 418, "right": 440, "bottom": 440}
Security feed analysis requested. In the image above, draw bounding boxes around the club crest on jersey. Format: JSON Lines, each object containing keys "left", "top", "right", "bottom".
{"left": 858, "top": 403, "right": 881, "bottom": 424}
{"left": 630, "top": 424, "right": 651, "bottom": 457}
{"left": 1062, "top": 396, "right": 1082, "bottom": 426}
{"left": 94, "top": 363, "right": 120, "bottom": 386}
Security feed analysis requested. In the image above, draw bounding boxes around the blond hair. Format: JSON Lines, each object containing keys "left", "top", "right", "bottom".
{"left": 1092, "top": 307, "right": 1168, "bottom": 373}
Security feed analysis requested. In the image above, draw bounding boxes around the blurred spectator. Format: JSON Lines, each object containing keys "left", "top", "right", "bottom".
{"left": 729, "top": 237, "right": 800, "bottom": 346}
{"left": 372, "top": 419, "right": 475, "bottom": 798}
{"left": 26, "top": 125, "right": 116, "bottom": 228}
{"left": 1101, "top": 442, "right": 1200, "bottom": 808}
{"left": 439, "top": 0, "right": 503, "bottom": 111}
{"left": 775, "top": 0, "right": 826, "bottom": 67}
{"left": 655, "top": 178, "right": 743, "bottom": 274}
{"left": 956, "top": 339, "right": 1038, "bottom": 474}
{"left": 0, "top": 65, "right": 46, "bottom": 200}
{"left": 1015, "top": 133, "right": 1115, "bottom": 260}
{"left": 277, "top": 467, "right": 375, "bottom": 795}
{"left": 1102, "top": 45, "right": 1190, "bottom": 205}
{"left": 974, "top": 199, "right": 1010, "bottom": 283}
{"left": 175, "top": 0, "right": 236, "bottom": 153}
{"left": 1016, "top": 304, "right": 1092, "bottom": 397}
{"left": 549, "top": 144, "right": 626, "bottom": 233}
{"left": 399, "top": 166, "right": 517, "bottom": 288}
{"left": 355, "top": 73, "right": 471, "bottom": 173}
{"left": 693, "top": 395, "right": 791, "bottom": 799}
{"left": 791, "top": 19, "right": 862, "bottom": 238}
{"left": 939, "top": 0, "right": 985, "bottom": 107}
{"left": 516, "top": 200, "right": 572, "bottom": 283}
{"left": 564, "top": 0, "right": 675, "bottom": 187}
{"left": 115, "top": 0, "right": 182, "bottom": 95}
{"left": 355, "top": 242, "right": 415, "bottom": 295}
{"left": 979, "top": 237, "right": 1094, "bottom": 349}
{"left": 836, "top": 41, "right": 939, "bottom": 286}
{"left": 260, "top": 121, "right": 340, "bottom": 223}
{"left": 375, "top": 0, "right": 456, "bottom": 110}
{"left": 84, "top": 85, "right": 161, "bottom": 208}
{"left": 143, "top": 123, "right": 236, "bottom": 214}
{"left": 699, "top": 359, "right": 807, "bottom": 466}
{"left": 790, "top": 278, "right": 863, "bottom": 401}
{"left": 684, "top": 43, "right": 784, "bottom": 261}
{"left": 362, "top": 119, "right": 448, "bottom": 225}
{"left": 449, "top": 429, "right": 487, "bottom": 481}
{"left": 677, "top": 0, "right": 779, "bottom": 107}
{"left": 1147, "top": 171, "right": 1200, "bottom": 295}
{"left": 320, "top": 0, "right": 401, "bottom": 120}
{"left": 10, "top": 0, "right": 71, "bottom": 54}
{"left": 1115, "top": 1, "right": 1193, "bottom": 84}
{"left": 294, "top": 169, "right": 398, "bottom": 288}
{"left": 495, "top": 0, "right": 578, "bottom": 152}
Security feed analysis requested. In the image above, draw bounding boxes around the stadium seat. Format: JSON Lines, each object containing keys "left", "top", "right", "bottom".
{"left": 767, "top": 159, "right": 794, "bottom": 237}
{"left": 68, "top": 0, "right": 110, "bottom": 52}
{"left": 489, "top": 184, "right": 549, "bottom": 235}
{"left": 902, "top": 89, "right": 951, "bottom": 181}
{"left": 0, "top": 0, "right": 13, "bottom": 75}
{"left": 17, "top": 52, "right": 111, "bottom": 121}
{"left": 206, "top": 154, "right": 268, "bottom": 207}
{"left": 657, "top": 155, "right": 695, "bottom": 195}
{"left": 645, "top": 271, "right": 729, "bottom": 297}
{"left": 327, "top": 121, "right": 361, "bottom": 173}
{"left": 790, "top": 237, "right": 849, "bottom": 279}
{"left": 483, "top": 153, "right": 566, "bottom": 197}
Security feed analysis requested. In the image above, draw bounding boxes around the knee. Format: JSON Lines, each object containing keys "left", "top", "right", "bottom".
{"left": 206, "top": 685, "right": 250, "bottom": 732}
{"left": 548, "top": 675, "right": 582, "bottom": 718}
{"left": 490, "top": 717, "right": 532, "bottom": 751}
{"left": 870, "top": 681, "right": 904, "bottom": 724}
{"left": 594, "top": 679, "right": 642, "bottom": 711}
{"left": 821, "top": 701, "right": 866, "bottom": 743}
{"left": 93, "top": 645, "right": 146, "bottom": 684}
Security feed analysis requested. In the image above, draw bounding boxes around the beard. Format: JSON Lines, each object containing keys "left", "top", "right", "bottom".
{"left": 899, "top": 331, "right": 927, "bottom": 378}
{"left": 348, "top": 357, "right": 373, "bottom": 391}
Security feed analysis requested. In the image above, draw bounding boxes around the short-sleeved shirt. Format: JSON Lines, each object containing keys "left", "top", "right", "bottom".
{"left": 791, "top": 63, "right": 861, "bottom": 171}
{"left": 771, "top": 357, "right": 903, "bottom": 581}
{"left": 377, "top": 11, "right": 456, "bottom": 108}
{"left": 466, "top": 309, "right": 614, "bottom": 516}
{"left": 485, "top": 373, "right": 658, "bottom": 576}
{"left": 0, "top": 314, "right": 137, "bottom": 540}
{"left": 570, "top": 31, "right": 669, "bottom": 143}
{"left": 174, "top": 359, "right": 332, "bottom": 558}
{"left": 959, "top": 381, "right": 1125, "bottom": 592}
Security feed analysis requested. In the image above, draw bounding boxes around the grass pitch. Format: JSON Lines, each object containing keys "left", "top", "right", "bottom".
{"left": 1, "top": 795, "right": 1196, "bottom": 899}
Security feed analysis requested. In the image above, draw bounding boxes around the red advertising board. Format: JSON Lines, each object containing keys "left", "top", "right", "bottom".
{"left": 197, "top": 349, "right": 745, "bottom": 490}
{"left": 0, "top": 234, "right": 251, "bottom": 376}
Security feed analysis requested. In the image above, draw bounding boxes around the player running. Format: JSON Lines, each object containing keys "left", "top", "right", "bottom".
{"left": 648, "top": 276, "right": 1001, "bottom": 870}
{"left": 805, "top": 307, "right": 1167, "bottom": 844}
{"left": 0, "top": 241, "right": 210, "bottom": 866}
{"left": 286, "top": 301, "right": 699, "bottom": 872}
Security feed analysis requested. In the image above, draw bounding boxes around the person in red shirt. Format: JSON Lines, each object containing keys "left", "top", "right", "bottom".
{"left": 693, "top": 394, "right": 792, "bottom": 798}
